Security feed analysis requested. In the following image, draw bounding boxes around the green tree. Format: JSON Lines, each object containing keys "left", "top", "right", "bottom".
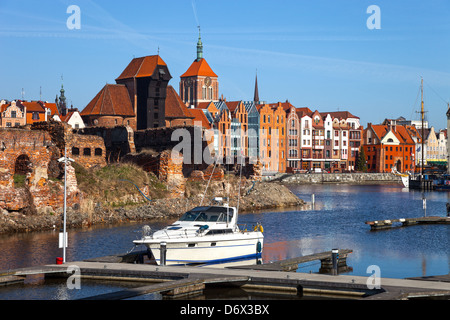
{"left": 356, "top": 146, "right": 368, "bottom": 172}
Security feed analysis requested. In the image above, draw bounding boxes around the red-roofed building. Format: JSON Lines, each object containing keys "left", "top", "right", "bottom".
{"left": 0, "top": 100, "right": 60, "bottom": 127}
{"left": 179, "top": 29, "right": 219, "bottom": 108}
{"left": 115, "top": 55, "right": 172, "bottom": 129}
{"left": 81, "top": 54, "right": 173, "bottom": 130}
{"left": 164, "top": 86, "right": 194, "bottom": 127}
{"left": 60, "top": 109, "right": 85, "bottom": 129}
{"left": 81, "top": 84, "right": 136, "bottom": 129}
{"left": 364, "top": 122, "right": 416, "bottom": 173}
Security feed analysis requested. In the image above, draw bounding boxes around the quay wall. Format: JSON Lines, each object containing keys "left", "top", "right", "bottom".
{"left": 266, "top": 172, "right": 402, "bottom": 184}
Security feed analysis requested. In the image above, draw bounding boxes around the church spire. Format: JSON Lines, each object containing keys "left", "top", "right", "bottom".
{"left": 254, "top": 71, "right": 260, "bottom": 103}
{"left": 196, "top": 26, "right": 203, "bottom": 61}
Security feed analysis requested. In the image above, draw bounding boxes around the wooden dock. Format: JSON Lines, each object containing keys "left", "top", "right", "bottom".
{"left": 1, "top": 249, "right": 450, "bottom": 300}
{"left": 365, "top": 216, "right": 450, "bottom": 230}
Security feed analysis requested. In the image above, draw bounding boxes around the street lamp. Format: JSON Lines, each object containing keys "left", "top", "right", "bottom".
{"left": 58, "top": 147, "right": 74, "bottom": 263}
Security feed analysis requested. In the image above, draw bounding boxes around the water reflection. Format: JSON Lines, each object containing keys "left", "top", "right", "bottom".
{"left": 0, "top": 183, "right": 448, "bottom": 299}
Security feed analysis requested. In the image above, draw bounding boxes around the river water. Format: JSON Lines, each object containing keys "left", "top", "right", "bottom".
{"left": 0, "top": 183, "right": 448, "bottom": 300}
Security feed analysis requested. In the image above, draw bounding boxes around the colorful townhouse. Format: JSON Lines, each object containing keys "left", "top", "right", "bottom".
{"left": 0, "top": 100, "right": 60, "bottom": 128}
{"left": 285, "top": 107, "right": 363, "bottom": 172}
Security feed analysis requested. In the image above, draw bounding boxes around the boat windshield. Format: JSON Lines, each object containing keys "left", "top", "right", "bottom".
{"left": 179, "top": 206, "right": 234, "bottom": 222}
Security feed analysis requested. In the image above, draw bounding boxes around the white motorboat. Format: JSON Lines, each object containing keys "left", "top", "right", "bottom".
{"left": 133, "top": 198, "right": 264, "bottom": 266}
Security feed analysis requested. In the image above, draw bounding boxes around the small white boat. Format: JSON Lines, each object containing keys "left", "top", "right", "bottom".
{"left": 391, "top": 168, "right": 410, "bottom": 188}
{"left": 133, "top": 198, "right": 264, "bottom": 266}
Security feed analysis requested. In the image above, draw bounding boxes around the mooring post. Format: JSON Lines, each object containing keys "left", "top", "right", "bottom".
{"left": 160, "top": 242, "right": 167, "bottom": 266}
{"left": 331, "top": 249, "right": 339, "bottom": 275}
{"left": 311, "top": 194, "right": 315, "bottom": 209}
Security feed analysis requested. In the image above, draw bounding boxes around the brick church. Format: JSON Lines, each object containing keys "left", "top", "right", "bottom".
{"left": 179, "top": 28, "right": 219, "bottom": 108}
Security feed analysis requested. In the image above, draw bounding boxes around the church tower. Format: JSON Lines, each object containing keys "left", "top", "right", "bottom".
{"left": 180, "top": 27, "right": 218, "bottom": 108}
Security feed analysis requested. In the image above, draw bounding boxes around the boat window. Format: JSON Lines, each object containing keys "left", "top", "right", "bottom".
{"left": 206, "top": 229, "right": 233, "bottom": 235}
{"left": 179, "top": 206, "right": 234, "bottom": 222}
{"left": 217, "top": 213, "right": 233, "bottom": 222}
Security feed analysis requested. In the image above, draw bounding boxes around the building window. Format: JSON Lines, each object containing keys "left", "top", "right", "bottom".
{"left": 72, "top": 147, "right": 80, "bottom": 155}
{"left": 11, "top": 111, "right": 16, "bottom": 118}
{"left": 95, "top": 148, "right": 103, "bottom": 156}
{"left": 83, "top": 148, "right": 91, "bottom": 156}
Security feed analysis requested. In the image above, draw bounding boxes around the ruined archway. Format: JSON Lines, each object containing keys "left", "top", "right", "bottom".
{"left": 14, "top": 154, "right": 32, "bottom": 188}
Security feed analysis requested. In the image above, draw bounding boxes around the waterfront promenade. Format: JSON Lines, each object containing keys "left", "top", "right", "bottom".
{"left": 2, "top": 260, "right": 449, "bottom": 300}
{"left": 264, "top": 172, "right": 402, "bottom": 184}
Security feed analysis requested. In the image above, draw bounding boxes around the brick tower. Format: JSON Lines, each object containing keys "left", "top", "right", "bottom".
{"left": 179, "top": 27, "right": 218, "bottom": 108}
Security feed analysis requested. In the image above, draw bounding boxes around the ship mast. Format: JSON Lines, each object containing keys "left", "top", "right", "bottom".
{"left": 421, "top": 78, "right": 424, "bottom": 177}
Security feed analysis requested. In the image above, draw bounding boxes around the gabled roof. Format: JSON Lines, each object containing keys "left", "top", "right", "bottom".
{"left": 267, "top": 101, "right": 296, "bottom": 111}
{"left": 1, "top": 101, "right": 25, "bottom": 113}
{"left": 165, "top": 86, "right": 194, "bottom": 119}
{"left": 19, "top": 101, "right": 45, "bottom": 112}
{"left": 81, "top": 84, "right": 135, "bottom": 117}
{"left": 369, "top": 124, "right": 415, "bottom": 145}
{"left": 180, "top": 58, "right": 218, "bottom": 78}
{"left": 225, "top": 101, "right": 243, "bottom": 113}
{"left": 243, "top": 101, "right": 258, "bottom": 114}
{"left": 60, "top": 110, "right": 79, "bottom": 123}
{"left": 116, "top": 55, "right": 167, "bottom": 80}
{"left": 39, "top": 101, "right": 59, "bottom": 116}
{"left": 322, "top": 111, "right": 359, "bottom": 120}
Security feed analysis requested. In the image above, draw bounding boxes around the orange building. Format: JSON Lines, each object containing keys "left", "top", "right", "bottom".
{"left": 364, "top": 123, "right": 416, "bottom": 173}
{"left": 214, "top": 101, "right": 232, "bottom": 158}
{"left": 258, "top": 103, "right": 286, "bottom": 173}
{"left": 0, "top": 100, "right": 60, "bottom": 127}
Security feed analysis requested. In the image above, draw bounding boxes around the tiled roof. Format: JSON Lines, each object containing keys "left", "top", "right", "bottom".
{"left": 81, "top": 84, "right": 134, "bottom": 116}
{"left": 165, "top": 86, "right": 194, "bottom": 119}
{"left": 19, "top": 101, "right": 45, "bottom": 112}
{"left": 60, "top": 110, "right": 75, "bottom": 122}
{"left": 180, "top": 58, "right": 218, "bottom": 78}
{"left": 190, "top": 108, "right": 211, "bottom": 128}
{"left": 39, "top": 101, "right": 59, "bottom": 116}
{"left": 267, "top": 101, "right": 296, "bottom": 111}
{"left": 225, "top": 101, "right": 241, "bottom": 113}
{"left": 370, "top": 124, "right": 415, "bottom": 145}
{"left": 0, "top": 101, "right": 26, "bottom": 113}
{"left": 322, "top": 111, "right": 359, "bottom": 120}
{"left": 116, "top": 55, "right": 167, "bottom": 80}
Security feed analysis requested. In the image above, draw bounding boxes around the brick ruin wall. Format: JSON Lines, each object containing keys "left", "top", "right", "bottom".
{"left": 0, "top": 127, "right": 81, "bottom": 213}
{"left": 75, "top": 125, "right": 135, "bottom": 163}
{"left": 0, "top": 122, "right": 109, "bottom": 213}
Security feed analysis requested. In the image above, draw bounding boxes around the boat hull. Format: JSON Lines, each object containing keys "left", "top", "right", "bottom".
{"left": 136, "top": 232, "right": 263, "bottom": 266}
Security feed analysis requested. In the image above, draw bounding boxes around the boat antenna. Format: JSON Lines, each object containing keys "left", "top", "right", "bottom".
{"left": 236, "top": 150, "right": 244, "bottom": 217}
{"left": 200, "top": 154, "right": 218, "bottom": 206}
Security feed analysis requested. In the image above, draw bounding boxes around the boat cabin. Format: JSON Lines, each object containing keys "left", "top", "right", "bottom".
{"left": 179, "top": 206, "right": 235, "bottom": 224}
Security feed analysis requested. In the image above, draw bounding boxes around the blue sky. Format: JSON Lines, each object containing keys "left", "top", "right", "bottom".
{"left": 1, "top": 0, "right": 450, "bottom": 129}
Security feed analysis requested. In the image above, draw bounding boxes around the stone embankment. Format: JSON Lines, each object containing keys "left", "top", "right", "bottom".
{"left": 266, "top": 172, "right": 402, "bottom": 184}
{"left": 0, "top": 181, "right": 305, "bottom": 234}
